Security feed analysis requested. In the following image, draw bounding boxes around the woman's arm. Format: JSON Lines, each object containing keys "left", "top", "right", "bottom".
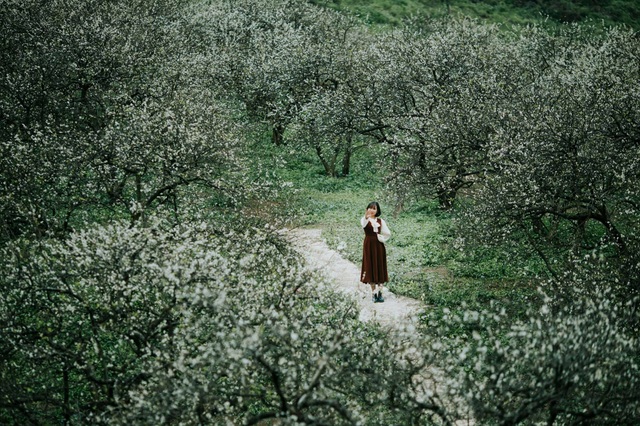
{"left": 361, "top": 216, "right": 368, "bottom": 228}
{"left": 378, "top": 218, "right": 391, "bottom": 243}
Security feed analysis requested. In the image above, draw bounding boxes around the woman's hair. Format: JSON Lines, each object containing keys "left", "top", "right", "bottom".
{"left": 367, "top": 201, "right": 381, "bottom": 217}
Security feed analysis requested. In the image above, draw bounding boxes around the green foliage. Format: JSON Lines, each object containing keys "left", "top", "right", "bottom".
{"left": 277, "top": 141, "right": 543, "bottom": 327}
{"left": 452, "top": 289, "right": 640, "bottom": 424}
{"left": 0, "top": 219, "right": 473, "bottom": 424}
{"left": 310, "top": 0, "right": 640, "bottom": 28}
{"left": 2, "top": 0, "right": 640, "bottom": 423}
{"left": 0, "top": 0, "right": 248, "bottom": 240}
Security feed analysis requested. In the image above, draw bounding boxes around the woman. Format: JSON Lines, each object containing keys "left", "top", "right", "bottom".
{"left": 360, "top": 201, "right": 391, "bottom": 303}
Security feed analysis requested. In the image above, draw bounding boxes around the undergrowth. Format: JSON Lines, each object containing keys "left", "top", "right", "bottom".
{"left": 309, "top": 0, "right": 640, "bottom": 29}
{"left": 254, "top": 134, "right": 545, "bottom": 328}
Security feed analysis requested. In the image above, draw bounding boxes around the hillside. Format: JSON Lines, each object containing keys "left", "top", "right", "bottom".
{"left": 309, "top": 0, "right": 640, "bottom": 28}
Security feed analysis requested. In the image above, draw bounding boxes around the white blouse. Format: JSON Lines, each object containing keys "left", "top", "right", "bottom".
{"left": 360, "top": 216, "right": 391, "bottom": 243}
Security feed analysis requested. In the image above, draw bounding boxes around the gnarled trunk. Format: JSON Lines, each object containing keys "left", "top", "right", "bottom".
{"left": 341, "top": 135, "right": 353, "bottom": 177}
{"left": 272, "top": 123, "right": 285, "bottom": 146}
{"left": 315, "top": 145, "right": 338, "bottom": 178}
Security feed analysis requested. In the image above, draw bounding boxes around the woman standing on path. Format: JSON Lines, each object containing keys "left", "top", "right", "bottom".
{"left": 360, "top": 201, "right": 391, "bottom": 303}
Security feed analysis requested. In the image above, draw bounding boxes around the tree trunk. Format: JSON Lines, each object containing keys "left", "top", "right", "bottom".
{"left": 131, "top": 174, "right": 145, "bottom": 225}
{"left": 63, "top": 367, "right": 70, "bottom": 425}
{"left": 437, "top": 185, "right": 456, "bottom": 210}
{"left": 594, "top": 205, "right": 626, "bottom": 255}
{"left": 272, "top": 123, "right": 285, "bottom": 146}
{"left": 341, "top": 135, "right": 353, "bottom": 177}
{"left": 393, "top": 196, "right": 405, "bottom": 218}
{"left": 601, "top": 218, "right": 627, "bottom": 255}
{"left": 315, "top": 145, "right": 337, "bottom": 177}
{"left": 531, "top": 216, "right": 548, "bottom": 238}
{"left": 573, "top": 218, "right": 587, "bottom": 255}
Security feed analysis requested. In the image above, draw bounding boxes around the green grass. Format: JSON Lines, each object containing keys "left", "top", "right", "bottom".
{"left": 309, "top": 0, "right": 640, "bottom": 29}
{"left": 255, "top": 136, "right": 544, "bottom": 327}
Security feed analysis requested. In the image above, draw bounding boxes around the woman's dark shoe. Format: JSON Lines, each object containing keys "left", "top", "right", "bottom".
{"left": 375, "top": 292, "right": 384, "bottom": 303}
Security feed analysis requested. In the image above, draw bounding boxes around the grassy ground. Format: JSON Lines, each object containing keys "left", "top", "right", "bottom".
{"left": 256, "top": 136, "right": 543, "bottom": 325}
{"left": 309, "top": 0, "right": 640, "bottom": 29}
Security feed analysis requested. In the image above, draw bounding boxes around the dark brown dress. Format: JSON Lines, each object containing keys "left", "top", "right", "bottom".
{"left": 361, "top": 218, "right": 388, "bottom": 284}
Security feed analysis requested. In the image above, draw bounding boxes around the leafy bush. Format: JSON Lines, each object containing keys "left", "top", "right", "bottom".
{"left": 0, "top": 219, "right": 462, "bottom": 424}
{"left": 449, "top": 288, "right": 640, "bottom": 424}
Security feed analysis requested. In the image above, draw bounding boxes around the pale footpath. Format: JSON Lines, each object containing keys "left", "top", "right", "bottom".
{"left": 287, "top": 227, "right": 475, "bottom": 425}
{"left": 287, "top": 228, "right": 424, "bottom": 327}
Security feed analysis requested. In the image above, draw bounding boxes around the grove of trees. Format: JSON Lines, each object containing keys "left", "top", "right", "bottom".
{"left": 1, "top": 0, "right": 639, "bottom": 424}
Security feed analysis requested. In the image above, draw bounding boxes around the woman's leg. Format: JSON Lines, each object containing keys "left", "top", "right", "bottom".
{"left": 376, "top": 284, "right": 384, "bottom": 302}
{"left": 369, "top": 283, "right": 377, "bottom": 301}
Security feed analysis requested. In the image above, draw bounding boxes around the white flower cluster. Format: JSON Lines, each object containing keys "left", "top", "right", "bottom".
{"left": 0, "top": 219, "right": 463, "bottom": 424}
{"left": 441, "top": 288, "right": 640, "bottom": 424}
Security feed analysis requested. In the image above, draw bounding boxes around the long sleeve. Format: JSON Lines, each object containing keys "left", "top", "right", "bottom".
{"left": 363, "top": 217, "right": 380, "bottom": 233}
{"left": 378, "top": 218, "right": 391, "bottom": 243}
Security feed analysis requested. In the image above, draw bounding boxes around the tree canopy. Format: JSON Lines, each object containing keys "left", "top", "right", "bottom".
{"left": 1, "top": 0, "right": 639, "bottom": 424}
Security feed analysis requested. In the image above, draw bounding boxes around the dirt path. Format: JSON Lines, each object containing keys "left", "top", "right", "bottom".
{"left": 287, "top": 228, "right": 425, "bottom": 327}
{"left": 287, "top": 227, "right": 474, "bottom": 425}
